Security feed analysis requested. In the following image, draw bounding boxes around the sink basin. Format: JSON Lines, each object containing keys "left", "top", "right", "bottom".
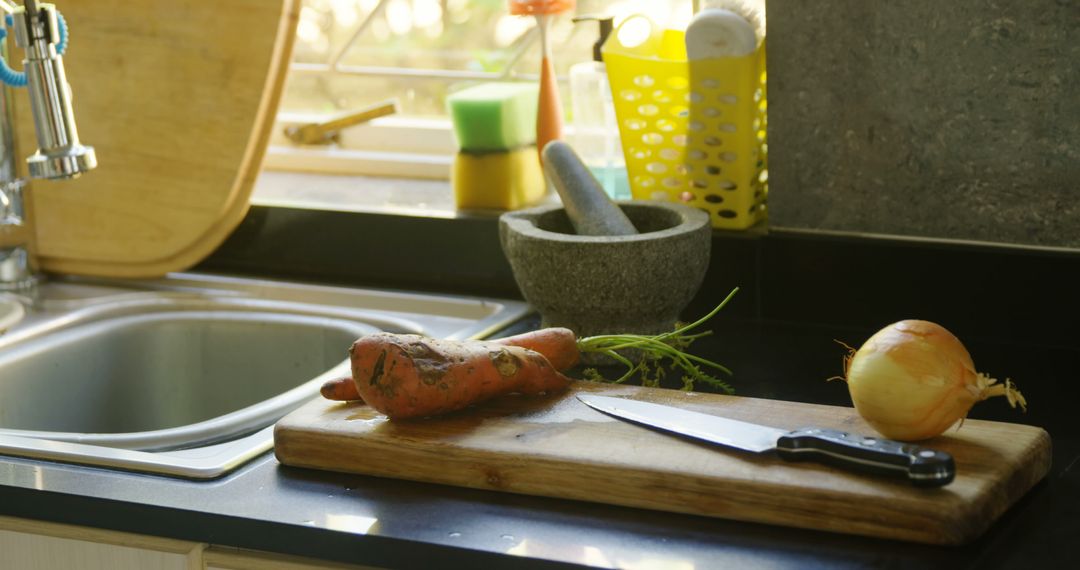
{"left": 0, "top": 273, "right": 528, "bottom": 478}
{"left": 0, "top": 310, "right": 372, "bottom": 450}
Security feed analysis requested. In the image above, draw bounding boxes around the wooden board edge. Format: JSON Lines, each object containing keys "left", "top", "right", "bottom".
{"left": 940, "top": 426, "right": 1054, "bottom": 545}
{"left": 273, "top": 420, "right": 987, "bottom": 546}
{"left": 37, "top": 0, "right": 301, "bottom": 278}
{"left": 274, "top": 390, "right": 1055, "bottom": 546}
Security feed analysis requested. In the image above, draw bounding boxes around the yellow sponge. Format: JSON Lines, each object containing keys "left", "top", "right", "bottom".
{"left": 452, "top": 147, "right": 545, "bottom": 210}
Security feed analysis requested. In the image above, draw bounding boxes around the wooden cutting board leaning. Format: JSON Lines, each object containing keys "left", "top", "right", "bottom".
{"left": 274, "top": 381, "right": 1052, "bottom": 545}
{"left": 13, "top": 0, "right": 298, "bottom": 277}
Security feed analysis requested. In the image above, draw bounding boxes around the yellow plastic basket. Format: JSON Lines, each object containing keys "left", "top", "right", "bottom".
{"left": 602, "top": 16, "right": 768, "bottom": 230}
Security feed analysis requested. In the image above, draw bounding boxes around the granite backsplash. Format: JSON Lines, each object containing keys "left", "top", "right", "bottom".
{"left": 765, "top": 0, "right": 1079, "bottom": 248}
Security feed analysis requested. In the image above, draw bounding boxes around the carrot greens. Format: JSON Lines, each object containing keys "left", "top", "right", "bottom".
{"left": 578, "top": 287, "right": 739, "bottom": 393}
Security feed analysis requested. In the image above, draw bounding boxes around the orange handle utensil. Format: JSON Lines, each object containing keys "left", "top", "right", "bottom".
{"left": 509, "top": 0, "right": 575, "bottom": 162}
{"left": 536, "top": 53, "right": 563, "bottom": 159}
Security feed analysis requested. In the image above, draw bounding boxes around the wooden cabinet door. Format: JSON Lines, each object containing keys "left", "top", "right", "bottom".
{"left": 204, "top": 546, "right": 383, "bottom": 570}
{"left": 0, "top": 516, "right": 202, "bottom": 570}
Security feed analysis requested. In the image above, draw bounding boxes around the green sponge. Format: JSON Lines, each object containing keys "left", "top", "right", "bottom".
{"left": 447, "top": 82, "right": 539, "bottom": 152}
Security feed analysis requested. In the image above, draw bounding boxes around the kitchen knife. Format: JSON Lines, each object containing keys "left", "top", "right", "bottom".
{"left": 577, "top": 394, "right": 955, "bottom": 487}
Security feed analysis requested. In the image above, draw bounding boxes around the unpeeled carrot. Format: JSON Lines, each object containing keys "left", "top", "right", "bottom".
{"left": 323, "top": 287, "right": 741, "bottom": 417}
{"left": 486, "top": 327, "right": 579, "bottom": 371}
{"left": 321, "top": 328, "right": 578, "bottom": 402}
{"left": 320, "top": 376, "right": 362, "bottom": 401}
{"left": 347, "top": 332, "right": 572, "bottom": 419}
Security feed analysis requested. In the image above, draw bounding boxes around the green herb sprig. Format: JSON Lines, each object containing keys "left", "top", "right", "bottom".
{"left": 577, "top": 287, "right": 739, "bottom": 393}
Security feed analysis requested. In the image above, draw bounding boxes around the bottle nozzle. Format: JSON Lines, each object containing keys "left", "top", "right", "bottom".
{"left": 572, "top": 14, "right": 615, "bottom": 63}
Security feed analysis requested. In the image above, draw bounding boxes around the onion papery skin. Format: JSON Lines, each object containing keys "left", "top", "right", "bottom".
{"left": 847, "top": 320, "right": 983, "bottom": 441}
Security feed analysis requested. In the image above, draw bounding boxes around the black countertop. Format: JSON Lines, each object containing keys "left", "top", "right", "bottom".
{"left": 2, "top": 208, "right": 1079, "bottom": 569}
{"left": 2, "top": 315, "right": 1077, "bottom": 569}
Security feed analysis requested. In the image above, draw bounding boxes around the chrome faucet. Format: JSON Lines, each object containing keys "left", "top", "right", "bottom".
{"left": 0, "top": 0, "right": 95, "bottom": 293}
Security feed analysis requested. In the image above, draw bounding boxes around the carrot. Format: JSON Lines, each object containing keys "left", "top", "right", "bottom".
{"left": 494, "top": 327, "right": 580, "bottom": 371}
{"left": 320, "top": 377, "right": 360, "bottom": 401}
{"left": 348, "top": 332, "right": 573, "bottom": 419}
{"left": 323, "top": 287, "right": 741, "bottom": 417}
{"left": 321, "top": 328, "right": 578, "bottom": 402}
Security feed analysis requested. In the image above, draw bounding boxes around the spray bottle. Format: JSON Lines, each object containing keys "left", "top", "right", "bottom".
{"left": 568, "top": 15, "right": 629, "bottom": 200}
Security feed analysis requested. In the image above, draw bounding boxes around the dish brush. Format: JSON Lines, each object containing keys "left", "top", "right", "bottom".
{"left": 508, "top": 0, "right": 576, "bottom": 159}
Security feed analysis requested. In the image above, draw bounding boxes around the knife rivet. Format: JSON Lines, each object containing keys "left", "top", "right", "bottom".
{"left": 861, "top": 437, "right": 877, "bottom": 445}
{"left": 918, "top": 450, "right": 937, "bottom": 458}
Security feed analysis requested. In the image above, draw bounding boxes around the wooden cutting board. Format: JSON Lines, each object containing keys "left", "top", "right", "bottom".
{"left": 13, "top": 0, "right": 298, "bottom": 277}
{"left": 274, "top": 381, "right": 1052, "bottom": 545}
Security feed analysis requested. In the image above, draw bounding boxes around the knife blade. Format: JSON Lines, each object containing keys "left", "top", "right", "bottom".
{"left": 577, "top": 394, "right": 955, "bottom": 487}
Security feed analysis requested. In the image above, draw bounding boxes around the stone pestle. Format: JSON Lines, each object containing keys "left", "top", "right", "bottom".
{"left": 541, "top": 141, "right": 638, "bottom": 236}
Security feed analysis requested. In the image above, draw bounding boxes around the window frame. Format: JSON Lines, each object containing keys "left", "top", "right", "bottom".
{"left": 264, "top": 0, "right": 700, "bottom": 181}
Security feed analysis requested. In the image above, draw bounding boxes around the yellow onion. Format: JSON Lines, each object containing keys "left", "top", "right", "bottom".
{"left": 841, "top": 319, "right": 1026, "bottom": 441}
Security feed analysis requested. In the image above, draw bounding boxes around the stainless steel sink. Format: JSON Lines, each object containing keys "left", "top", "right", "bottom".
{"left": 0, "top": 273, "right": 528, "bottom": 478}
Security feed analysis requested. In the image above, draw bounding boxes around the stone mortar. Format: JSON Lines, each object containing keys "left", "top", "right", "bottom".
{"left": 499, "top": 200, "right": 711, "bottom": 342}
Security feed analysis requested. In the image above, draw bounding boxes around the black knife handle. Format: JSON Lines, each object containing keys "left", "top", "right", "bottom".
{"left": 775, "top": 428, "right": 955, "bottom": 487}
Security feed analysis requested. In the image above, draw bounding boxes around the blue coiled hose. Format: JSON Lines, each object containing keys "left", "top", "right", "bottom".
{"left": 0, "top": 10, "right": 69, "bottom": 87}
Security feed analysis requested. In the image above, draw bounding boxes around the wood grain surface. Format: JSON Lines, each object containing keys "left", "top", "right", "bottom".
{"left": 274, "top": 381, "right": 1052, "bottom": 545}
{"left": 14, "top": 0, "right": 298, "bottom": 277}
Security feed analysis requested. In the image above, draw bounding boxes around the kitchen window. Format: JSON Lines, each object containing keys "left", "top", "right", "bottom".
{"left": 257, "top": 0, "right": 696, "bottom": 214}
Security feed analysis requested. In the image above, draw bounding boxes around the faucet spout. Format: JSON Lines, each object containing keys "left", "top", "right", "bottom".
{"left": 12, "top": 0, "right": 95, "bottom": 179}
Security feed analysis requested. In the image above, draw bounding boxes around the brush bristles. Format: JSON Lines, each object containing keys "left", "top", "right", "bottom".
{"left": 508, "top": 0, "right": 575, "bottom": 16}
{"left": 706, "top": 0, "right": 767, "bottom": 43}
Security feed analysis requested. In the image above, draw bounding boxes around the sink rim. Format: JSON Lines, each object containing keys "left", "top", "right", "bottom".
{"left": 0, "top": 426, "right": 278, "bottom": 479}
{"left": 0, "top": 291, "right": 428, "bottom": 351}
{"left": 0, "top": 294, "right": 25, "bottom": 333}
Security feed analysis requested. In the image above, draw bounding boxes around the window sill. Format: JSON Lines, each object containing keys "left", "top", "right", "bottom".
{"left": 251, "top": 169, "right": 565, "bottom": 220}
{"left": 252, "top": 170, "right": 460, "bottom": 218}
{"left": 262, "top": 115, "right": 455, "bottom": 180}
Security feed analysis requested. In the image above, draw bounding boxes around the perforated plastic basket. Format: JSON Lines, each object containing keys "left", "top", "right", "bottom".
{"left": 602, "top": 16, "right": 767, "bottom": 230}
